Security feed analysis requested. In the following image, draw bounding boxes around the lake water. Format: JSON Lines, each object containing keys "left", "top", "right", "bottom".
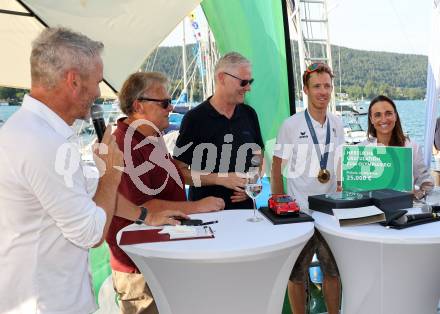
{"left": 0, "top": 100, "right": 430, "bottom": 147}
{"left": 0, "top": 105, "right": 20, "bottom": 122}
{"left": 354, "top": 100, "right": 427, "bottom": 150}
{"left": 0, "top": 100, "right": 435, "bottom": 208}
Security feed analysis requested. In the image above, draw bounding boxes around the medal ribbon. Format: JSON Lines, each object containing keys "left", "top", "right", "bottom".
{"left": 304, "top": 109, "right": 330, "bottom": 171}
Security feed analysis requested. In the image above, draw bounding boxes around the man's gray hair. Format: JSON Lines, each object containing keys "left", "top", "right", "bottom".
{"left": 214, "top": 52, "right": 251, "bottom": 79}
{"left": 31, "top": 27, "right": 104, "bottom": 89}
{"left": 119, "top": 72, "right": 169, "bottom": 115}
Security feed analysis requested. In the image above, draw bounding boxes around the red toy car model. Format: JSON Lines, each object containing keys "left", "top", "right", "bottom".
{"left": 268, "top": 194, "right": 300, "bottom": 215}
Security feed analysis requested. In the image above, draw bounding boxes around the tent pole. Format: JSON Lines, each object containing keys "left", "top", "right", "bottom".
{"left": 15, "top": 0, "right": 48, "bottom": 27}
{"left": 0, "top": 9, "right": 32, "bottom": 16}
{"left": 14, "top": 0, "right": 118, "bottom": 94}
{"left": 281, "top": 0, "right": 296, "bottom": 115}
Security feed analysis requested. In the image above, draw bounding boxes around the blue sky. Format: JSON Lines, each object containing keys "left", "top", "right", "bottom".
{"left": 161, "top": 0, "right": 432, "bottom": 56}
{"left": 328, "top": 0, "right": 431, "bottom": 55}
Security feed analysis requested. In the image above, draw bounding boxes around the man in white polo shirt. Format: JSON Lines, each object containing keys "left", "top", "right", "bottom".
{"left": 0, "top": 27, "right": 183, "bottom": 314}
{"left": 271, "top": 63, "right": 344, "bottom": 314}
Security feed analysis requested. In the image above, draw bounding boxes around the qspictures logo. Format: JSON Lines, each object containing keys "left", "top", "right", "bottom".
{"left": 56, "top": 120, "right": 347, "bottom": 193}
{"left": 54, "top": 119, "right": 184, "bottom": 195}
{"left": 122, "top": 119, "right": 183, "bottom": 195}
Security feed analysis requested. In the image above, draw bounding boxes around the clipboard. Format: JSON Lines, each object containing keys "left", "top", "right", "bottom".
{"left": 119, "top": 228, "right": 215, "bottom": 245}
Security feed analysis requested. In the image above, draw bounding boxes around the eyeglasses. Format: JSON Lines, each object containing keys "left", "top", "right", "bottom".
{"left": 137, "top": 97, "right": 172, "bottom": 109}
{"left": 223, "top": 72, "right": 254, "bottom": 87}
{"left": 306, "top": 62, "right": 325, "bottom": 73}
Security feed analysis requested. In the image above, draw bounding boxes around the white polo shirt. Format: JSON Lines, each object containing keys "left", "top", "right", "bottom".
{"left": 273, "top": 111, "right": 344, "bottom": 210}
{"left": 0, "top": 95, "right": 106, "bottom": 314}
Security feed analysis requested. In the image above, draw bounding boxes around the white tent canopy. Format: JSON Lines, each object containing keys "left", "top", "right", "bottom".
{"left": 0, "top": 0, "right": 200, "bottom": 98}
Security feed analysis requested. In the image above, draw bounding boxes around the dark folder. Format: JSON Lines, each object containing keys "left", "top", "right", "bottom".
{"left": 119, "top": 228, "right": 214, "bottom": 245}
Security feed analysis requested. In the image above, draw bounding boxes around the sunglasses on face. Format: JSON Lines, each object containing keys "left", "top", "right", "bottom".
{"left": 223, "top": 72, "right": 254, "bottom": 87}
{"left": 306, "top": 62, "right": 325, "bottom": 73}
{"left": 137, "top": 97, "right": 172, "bottom": 109}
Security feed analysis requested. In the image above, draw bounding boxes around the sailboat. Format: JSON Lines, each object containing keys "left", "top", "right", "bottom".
{"left": 335, "top": 100, "right": 368, "bottom": 116}
{"left": 170, "top": 12, "right": 216, "bottom": 116}
{"left": 343, "top": 112, "right": 367, "bottom": 144}
{"left": 172, "top": 16, "right": 192, "bottom": 115}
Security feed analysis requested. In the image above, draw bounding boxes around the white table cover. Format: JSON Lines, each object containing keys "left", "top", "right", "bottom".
{"left": 313, "top": 210, "right": 440, "bottom": 314}
{"left": 118, "top": 210, "right": 314, "bottom": 314}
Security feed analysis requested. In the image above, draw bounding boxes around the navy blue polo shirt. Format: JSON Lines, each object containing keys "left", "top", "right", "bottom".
{"left": 174, "top": 98, "right": 264, "bottom": 209}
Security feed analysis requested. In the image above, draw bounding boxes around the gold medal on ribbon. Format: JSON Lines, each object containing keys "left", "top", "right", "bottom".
{"left": 318, "top": 169, "right": 330, "bottom": 183}
{"left": 305, "top": 110, "right": 332, "bottom": 185}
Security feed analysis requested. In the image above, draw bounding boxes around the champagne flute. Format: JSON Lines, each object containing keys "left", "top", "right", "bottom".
{"left": 245, "top": 173, "right": 263, "bottom": 222}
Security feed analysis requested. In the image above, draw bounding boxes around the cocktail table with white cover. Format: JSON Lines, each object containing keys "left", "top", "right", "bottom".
{"left": 312, "top": 210, "right": 440, "bottom": 314}
{"left": 117, "top": 210, "right": 314, "bottom": 314}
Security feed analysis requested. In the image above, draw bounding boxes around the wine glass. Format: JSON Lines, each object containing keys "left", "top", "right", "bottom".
{"left": 245, "top": 173, "right": 263, "bottom": 222}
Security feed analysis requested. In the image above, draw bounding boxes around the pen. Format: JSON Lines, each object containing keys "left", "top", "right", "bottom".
{"left": 200, "top": 220, "right": 218, "bottom": 226}
{"left": 208, "top": 226, "right": 214, "bottom": 235}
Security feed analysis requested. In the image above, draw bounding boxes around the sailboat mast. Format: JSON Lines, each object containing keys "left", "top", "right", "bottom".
{"left": 323, "top": 0, "right": 336, "bottom": 112}
{"left": 182, "top": 17, "right": 188, "bottom": 101}
{"left": 293, "top": 2, "right": 307, "bottom": 110}
{"left": 338, "top": 46, "right": 342, "bottom": 95}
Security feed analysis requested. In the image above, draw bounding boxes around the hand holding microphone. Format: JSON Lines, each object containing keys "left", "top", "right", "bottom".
{"left": 91, "top": 104, "right": 106, "bottom": 143}
{"left": 90, "top": 104, "right": 123, "bottom": 181}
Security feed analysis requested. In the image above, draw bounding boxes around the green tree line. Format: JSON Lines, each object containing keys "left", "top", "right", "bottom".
{"left": 291, "top": 42, "right": 427, "bottom": 100}
{"left": 0, "top": 43, "right": 428, "bottom": 103}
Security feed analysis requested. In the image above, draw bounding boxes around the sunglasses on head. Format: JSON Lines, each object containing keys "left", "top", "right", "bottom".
{"left": 137, "top": 97, "right": 172, "bottom": 109}
{"left": 306, "top": 62, "right": 325, "bottom": 73}
{"left": 224, "top": 72, "right": 254, "bottom": 87}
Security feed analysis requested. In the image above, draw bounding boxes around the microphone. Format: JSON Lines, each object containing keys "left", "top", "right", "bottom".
{"left": 395, "top": 212, "right": 440, "bottom": 224}
{"left": 90, "top": 104, "right": 106, "bottom": 143}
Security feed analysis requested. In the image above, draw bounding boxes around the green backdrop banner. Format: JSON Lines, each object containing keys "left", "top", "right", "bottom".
{"left": 201, "top": 0, "right": 291, "bottom": 147}
{"left": 202, "top": 2, "right": 293, "bottom": 312}
{"left": 90, "top": 242, "right": 119, "bottom": 313}
{"left": 342, "top": 145, "right": 413, "bottom": 192}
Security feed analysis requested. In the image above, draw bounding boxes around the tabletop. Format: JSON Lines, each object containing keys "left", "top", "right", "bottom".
{"left": 312, "top": 210, "right": 440, "bottom": 244}
{"left": 118, "top": 210, "right": 314, "bottom": 260}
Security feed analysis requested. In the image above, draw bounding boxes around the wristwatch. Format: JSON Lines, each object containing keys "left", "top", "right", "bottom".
{"left": 135, "top": 206, "right": 148, "bottom": 225}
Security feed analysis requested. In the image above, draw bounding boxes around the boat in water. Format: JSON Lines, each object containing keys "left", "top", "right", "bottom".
{"left": 172, "top": 103, "right": 192, "bottom": 114}
{"left": 343, "top": 114, "right": 367, "bottom": 145}
{"left": 336, "top": 101, "right": 368, "bottom": 116}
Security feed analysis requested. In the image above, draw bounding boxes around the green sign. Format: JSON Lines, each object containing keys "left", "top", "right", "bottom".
{"left": 342, "top": 145, "right": 413, "bottom": 192}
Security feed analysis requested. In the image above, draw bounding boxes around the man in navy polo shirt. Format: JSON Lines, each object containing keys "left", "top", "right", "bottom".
{"left": 174, "top": 52, "right": 264, "bottom": 209}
